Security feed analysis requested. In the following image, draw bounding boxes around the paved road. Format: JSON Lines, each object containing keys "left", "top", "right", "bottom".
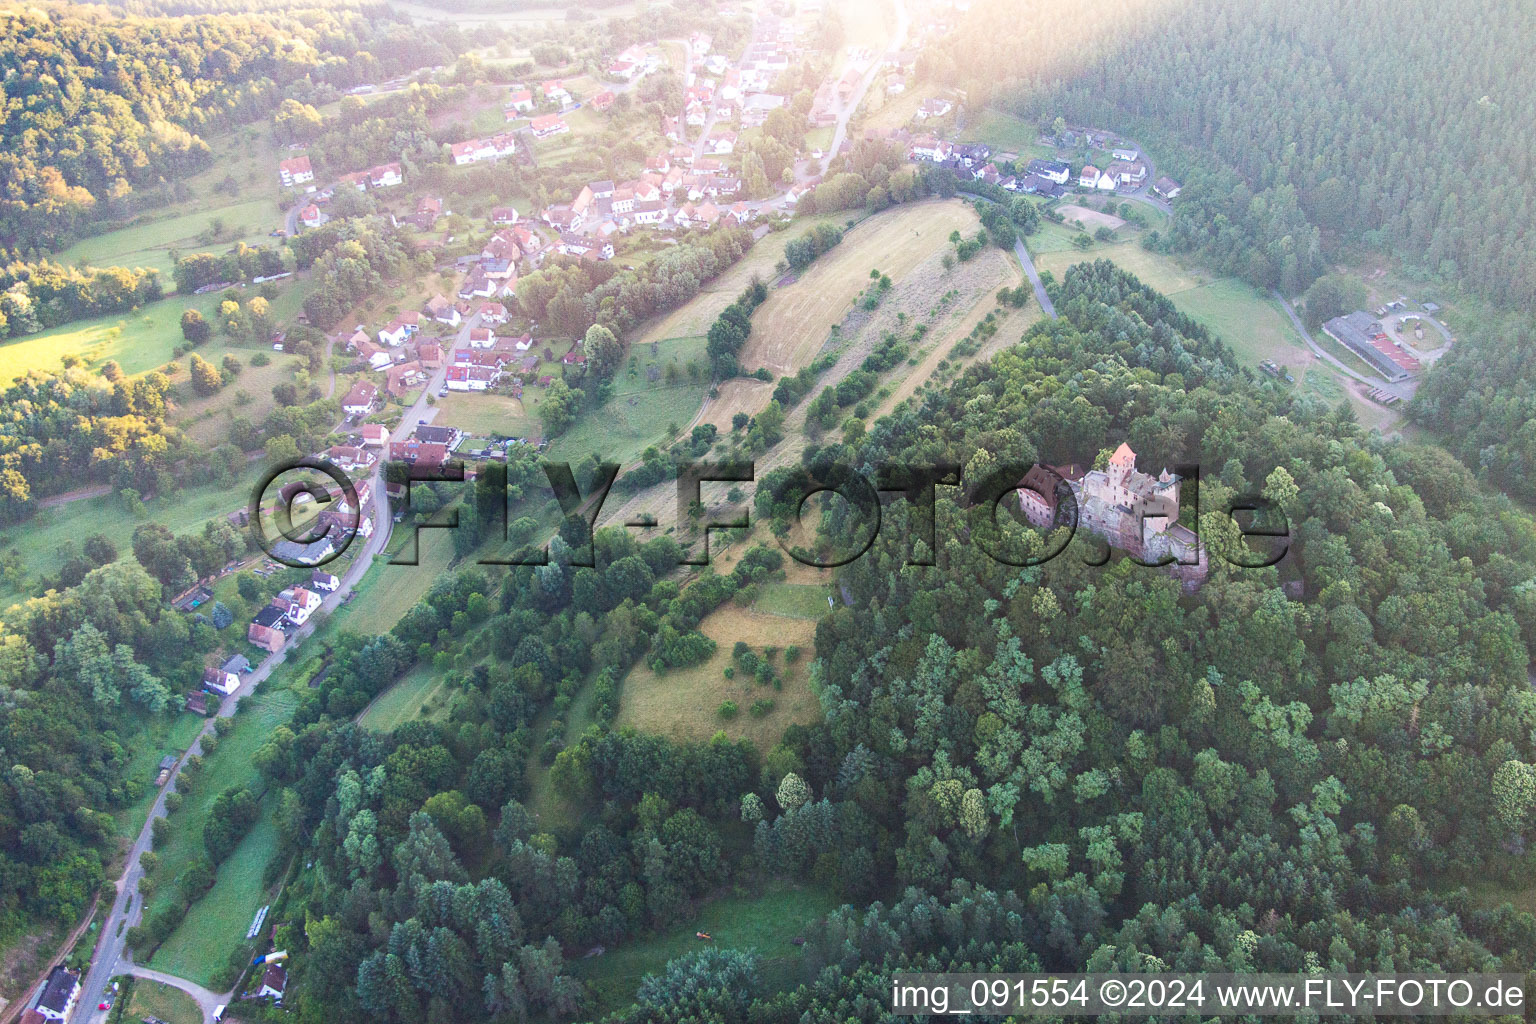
{"left": 960, "top": 191, "right": 1057, "bottom": 318}
{"left": 1013, "top": 236, "right": 1057, "bottom": 318}
{"left": 816, "top": 0, "right": 908, "bottom": 179}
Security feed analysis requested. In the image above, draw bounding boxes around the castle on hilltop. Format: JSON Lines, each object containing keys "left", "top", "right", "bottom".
{"left": 1018, "top": 443, "right": 1206, "bottom": 585}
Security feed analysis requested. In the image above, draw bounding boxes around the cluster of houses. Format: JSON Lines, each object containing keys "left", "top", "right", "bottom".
{"left": 505, "top": 80, "right": 577, "bottom": 137}
{"left": 905, "top": 133, "right": 1181, "bottom": 201}
{"left": 291, "top": 155, "right": 405, "bottom": 229}
{"left": 248, "top": 530, "right": 360, "bottom": 646}
{"left": 540, "top": 156, "right": 756, "bottom": 242}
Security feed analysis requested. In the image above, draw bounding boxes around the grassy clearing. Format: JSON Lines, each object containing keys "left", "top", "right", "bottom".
{"left": 697, "top": 378, "right": 775, "bottom": 434}
{"left": 0, "top": 291, "right": 222, "bottom": 385}
{"left": 958, "top": 109, "right": 1055, "bottom": 158}
{"left": 434, "top": 391, "right": 539, "bottom": 438}
{"left": 574, "top": 882, "right": 839, "bottom": 1017}
{"left": 124, "top": 978, "right": 202, "bottom": 1024}
{"left": 58, "top": 199, "right": 280, "bottom": 281}
{"left": 1035, "top": 238, "right": 1207, "bottom": 297}
{"left": 743, "top": 200, "right": 982, "bottom": 375}
{"left": 617, "top": 605, "right": 820, "bottom": 751}
{"left": 359, "top": 662, "right": 457, "bottom": 732}
{"left": 632, "top": 214, "right": 852, "bottom": 344}
{"left": 1173, "top": 278, "right": 1310, "bottom": 368}
{"left": 547, "top": 381, "right": 708, "bottom": 467}
{"left": 150, "top": 809, "right": 279, "bottom": 987}
{"left": 750, "top": 582, "right": 833, "bottom": 619}
{"left": 111, "top": 713, "right": 210, "bottom": 843}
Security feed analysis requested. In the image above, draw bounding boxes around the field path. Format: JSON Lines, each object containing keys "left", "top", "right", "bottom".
{"left": 36, "top": 483, "right": 113, "bottom": 509}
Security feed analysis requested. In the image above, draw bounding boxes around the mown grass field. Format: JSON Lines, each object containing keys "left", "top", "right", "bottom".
{"left": 359, "top": 662, "right": 457, "bottom": 732}
{"left": 1035, "top": 236, "right": 1206, "bottom": 298}
{"left": 574, "top": 882, "right": 840, "bottom": 1017}
{"left": 958, "top": 108, "right": 1056, "bottom": 159}
{"left": 57, "top": 199, "right": 281, "bottom": 281}
{"left": 124, "top": 978, "right": 202, "bottom": 1024}
{"left": 150, "top": 810, "right": 280, "bottom": 987}
{"left": 0, "top": 291, "right": 222, "bottom": 385}
{"left": 633, "top": 214, "right": 853, "bottom": 344}
{"left": 326, "top": 528, "right": 458, "bottom": 636}
{"left": 616, "top": 605, "right": 820, "bottom": 750}
{"left": 743, "top": 200, "right": 982, "bottom": 375}
{"left": 750, "top": 582, "right": 833, "bottom": 619}
{"left": 434, "top": 391, "right": 539, "bottom": 438}
{"left": 145, "top": 688, "right": 297, "bottom": 986}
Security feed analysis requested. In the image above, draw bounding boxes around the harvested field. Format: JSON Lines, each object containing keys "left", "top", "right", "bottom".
{"left": 740, "top": 200, "right": 983, "bottom": 375}
{"left": 616, "top": 605, "right": 820, "bottom": 750}
{"left": 1055, "top": 204, "right": 1126, "bottom": 231}
{"left": 697, "top": 378, "right": 775, "bottom": 433}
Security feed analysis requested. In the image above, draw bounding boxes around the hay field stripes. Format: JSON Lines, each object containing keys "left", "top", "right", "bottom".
{"left": 740, "top": 199, "right": 984, "bottom": 375}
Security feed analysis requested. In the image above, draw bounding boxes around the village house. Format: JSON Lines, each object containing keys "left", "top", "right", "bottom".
{"left": 1026, "top": 158, "right": 1072, "bottom": 184}
{"left": 490, "top": 206, "right": 519, "bottom": 226}
{"left": 1111, "top": 146, "right": 1140, "bottom": 162}
{"left": 706, "top": 129, "right": 738, "bottom": 154}
{"left": 478, "top": 301, "right": 509, "bottom": 323}
{"left": 909, "top": 137, "right": 952, "bottom": 162}
{"left": 531, "top": 113, "right": 569, "bottom": 138}
{"left": 542, "top": 204, "right": 583, "bottom": 233}
{"left": 416, "top": 340, "right": 443, "bottom": 368}
{"left": 279, "top": 586, "right": 323, "bottom": 626}
{"left": 358, "top": 423, "right": 389, "bottom": 448}
{"left": 258, "top": 963, "right": 288, "bottom": 1002}
{"left": 341, "top": 380, "right": 378, "bottom": 417}
{"left": 299, "top": 204, "right": 325, "bottom": 229}
{"left": 459, "top": 268, "right": 496, "bottom": 301}
{"left": 1079, "top": 164, "right": 1102, "bottom": 188}
{"left": 916, "top": 97, "right": 954, "bottom": 120}
{"left": 311, "top": 570, "right": 340, "bottom": 592}
{"left": 447, "top": 364, "right": 501, "bottom": 391}
{"left": 279, "top": 155, "right": 314, "bottom": 187}
{"left": 542, "top": 80, "right": 573, "bottom": 107}
{"left": 202, "top": 666, "right": 239, "bottom": 696}
{"left": 424, "top": 294, "right": 461, "bottom": 326}
{"left": 31, "top": 967, "right": 80, "bottom": 1023}
{"left": 248, "top": 605, "right": 289, "bottom": 652}
{"left": 326, "top": 444, "right": 377, "bottom": 472}
{"left": 507, "top": 88, "right": 535, "bottom": 113}
{"left": 389, "top": 440, "right": 451, "bottom": 469}
{"left": 369, "top": 162, "right": 403, "bottom": 188}
{"left": 1153, "top": 176, "right": 1182, "bottom": 200}
{"left": 384, "top": 361, "right": 427, "bottom": 398}
{"left": 591, "top": 90, "right": 616, "bottom": 112}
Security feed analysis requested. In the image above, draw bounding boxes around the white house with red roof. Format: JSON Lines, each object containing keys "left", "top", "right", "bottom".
{"left": 542, "top": 80, "right": 573, "bottom": 106}
{"left": 507, "top": 88, "right": 535, "bottom": 113}
{"left": 279, "top": 155, "right": 314, "bottom": 187}
{"left": 299, "top": 204, "right": 325, "bottom": 228}
{"left": 369, "top": 162, "right": 403, "bottom": 188}
{"left": 531, "top": 113, "right": 568, "bottom": 138}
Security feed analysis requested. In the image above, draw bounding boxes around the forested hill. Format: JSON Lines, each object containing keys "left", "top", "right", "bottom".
{"left": 735, "top": 261, "right": 1536, "bottom": 1015}
{"left": 251, "top": 263, "right": 1536, "bottom": 1022}
{"left": 0, "top": 3, "right": 467, "bottom": 249}
{"left": 928, "top": 0, "right": 1536, "bottom": 307}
